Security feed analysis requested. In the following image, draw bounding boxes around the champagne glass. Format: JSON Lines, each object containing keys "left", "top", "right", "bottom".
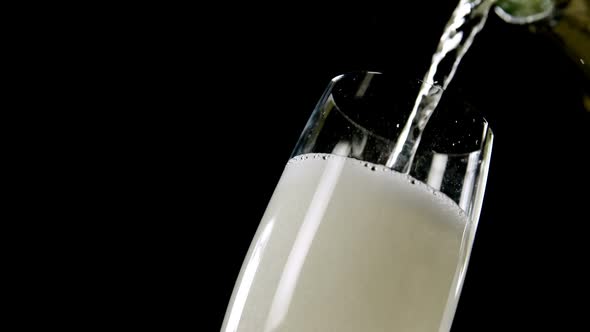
{"left": 222, "top": 71, "right": 493, "bottom": 332}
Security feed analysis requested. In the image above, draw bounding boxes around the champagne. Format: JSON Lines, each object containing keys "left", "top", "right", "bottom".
{"left": 222, "top": 154, "right": 475, "bottom": 332}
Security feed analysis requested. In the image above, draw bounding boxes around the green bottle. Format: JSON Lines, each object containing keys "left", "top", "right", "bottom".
{"left": 495, "top": 0, "right": 589, "bottom": 84}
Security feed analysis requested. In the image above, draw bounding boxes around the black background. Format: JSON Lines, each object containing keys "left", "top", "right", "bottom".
{"left": 61, "top": 1, "right": 589, "bottom": 330}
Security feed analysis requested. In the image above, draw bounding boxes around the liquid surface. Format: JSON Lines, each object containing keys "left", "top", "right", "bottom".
{"left": 222, "top": 154, "right": 474, "bottom": 332}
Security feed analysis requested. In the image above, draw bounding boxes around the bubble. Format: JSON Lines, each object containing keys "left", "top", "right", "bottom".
{"left": 371, "top": 166, "right": 376, "bottom": 171}
{"left": 410, "top": 179, "right": 416, "bottom": 185}
{"left": 322, "top": 156, "right": 327, "bottom": 160}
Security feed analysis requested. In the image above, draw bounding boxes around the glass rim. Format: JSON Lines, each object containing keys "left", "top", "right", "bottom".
{"left": 327, "top": 71, "right": 493, "bottom": 155}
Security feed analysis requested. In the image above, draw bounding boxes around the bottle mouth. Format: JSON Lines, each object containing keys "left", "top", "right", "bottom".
{"left": 494, "top": 0, "right": 555, "bottom": 24}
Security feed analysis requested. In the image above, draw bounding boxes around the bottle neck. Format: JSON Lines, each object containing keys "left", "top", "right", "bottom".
{"left": 547, "top": 0, "right": 590, "bottom": 80}
{"left": 495, "top": 0, "right": 590, "bottom": 111}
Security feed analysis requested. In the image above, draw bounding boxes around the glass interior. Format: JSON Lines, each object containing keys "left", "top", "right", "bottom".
{"left": 292, "top": 71, "right": 493, "bottom": 222}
